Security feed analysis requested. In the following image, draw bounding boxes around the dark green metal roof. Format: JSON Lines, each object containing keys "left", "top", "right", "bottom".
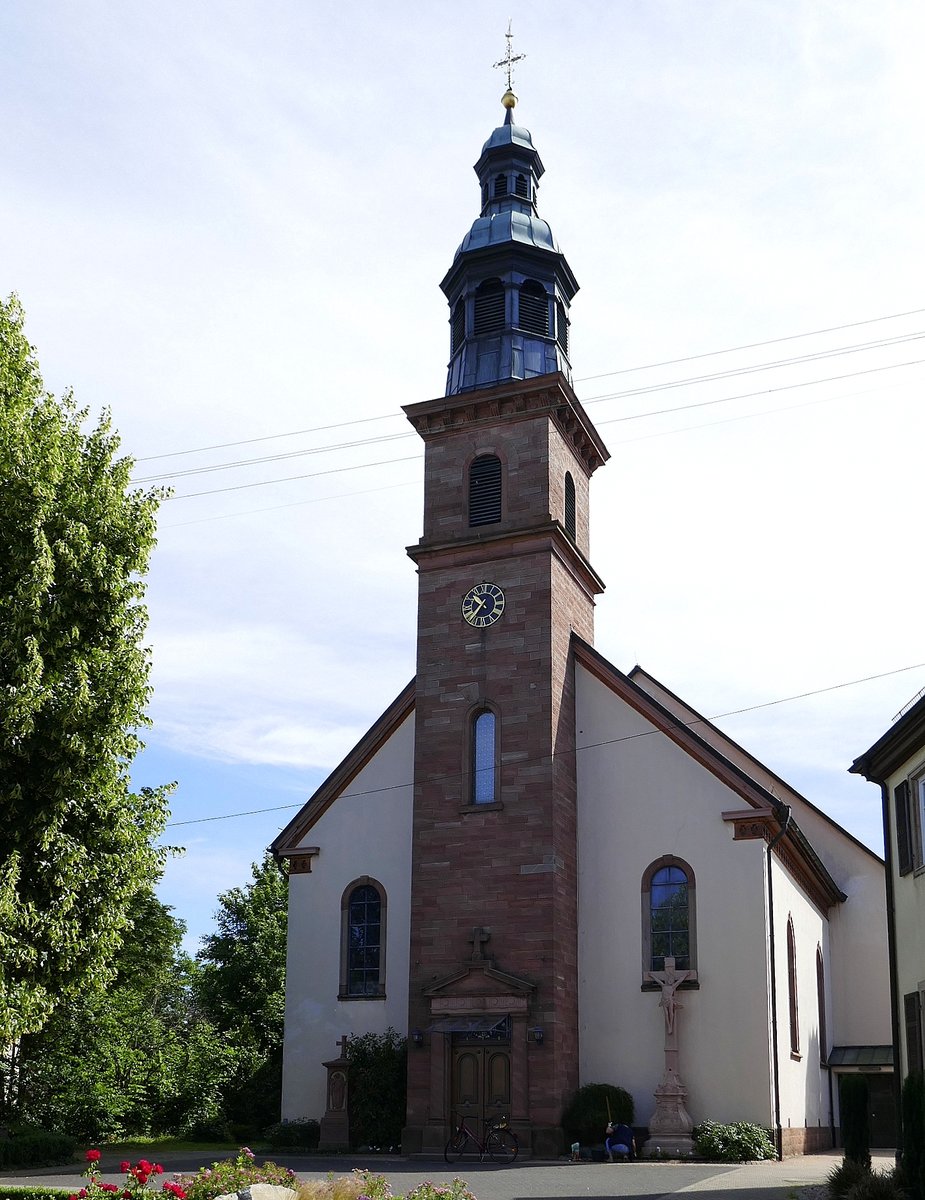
{"left": 828, "top": 1045, "right": 894, "bottom": 1067}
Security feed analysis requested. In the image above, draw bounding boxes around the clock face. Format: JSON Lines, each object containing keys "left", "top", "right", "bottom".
{"left": 461, "top": 582, "right": 505, "bottom": 628}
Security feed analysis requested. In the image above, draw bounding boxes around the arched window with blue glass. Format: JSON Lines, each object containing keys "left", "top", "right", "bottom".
{"left": 339, "top": 877, "right": 386, "bottom": 999}
{"left": 641, "top": 856, "right": 696, "bottom": 977}
{"left": 472, "top": 707, "right": 498, "bottom": 805}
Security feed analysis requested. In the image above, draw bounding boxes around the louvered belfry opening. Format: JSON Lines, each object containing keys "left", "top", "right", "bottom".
{"left": 556, "top": 299, "right": 569, "bottom": 355}
{"left": 473, "top": 278, "right": 505, "bottom": 336}
{"left": 451, "top": 300, "right": 465, "bottom": 354}
{"left": 515, "top": 172, "right": 529, "bottom": 198}
{"left": 469, "top": 454, "right": 502, "bottom": 526}
{"left": 493, "top": 173, "right": 508, "bottom": 197}
{"left": 519, "top": 280, "right": 548, "bottom": 336}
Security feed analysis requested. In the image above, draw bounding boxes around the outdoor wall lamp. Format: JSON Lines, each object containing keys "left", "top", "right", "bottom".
{"left": 530, "top": 1026, "right": 544, "bottom": 1045}
{"left": 411, "top": 1028, "right": 425, "bottom": 1047}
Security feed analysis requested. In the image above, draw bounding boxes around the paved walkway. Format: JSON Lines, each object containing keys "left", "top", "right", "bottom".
{"left": 0, "top": 1148, "right": 897, "bottom": 1200}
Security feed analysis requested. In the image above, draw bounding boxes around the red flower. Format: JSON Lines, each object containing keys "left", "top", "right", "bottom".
{"left": 153, "top": 1165, "right": 164, "bottom": 1175}
{"left": 162, "top": 1184, "right": 187, "bottom": 1200}
{"left": 79, "top": 1190, "right": 88, "bottom": 1198}
{"left": 136, "top": 1173, "right": 149, "bottom": 1186}
{"left": 102, "top": 1184, "right": 119, "bottom": 1193}
{"left": 123, "top": 1191, "right": 132, "bottom": 1198}
{"left": 86, "top": 1151, "right": 102, "bottom": 1163}
{"left": 138, "top": 1161, "right": 153, "bottom": 1175}
{"left": 120, "top": 1163, "right": 131, "bottom": 1173}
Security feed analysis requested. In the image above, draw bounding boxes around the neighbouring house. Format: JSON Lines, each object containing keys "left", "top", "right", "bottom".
{"left": 850, "top": 690, "right": 925, "bottom": 1147}
{"left": 272, "top": 85, "right": 892, "bottom": 1158}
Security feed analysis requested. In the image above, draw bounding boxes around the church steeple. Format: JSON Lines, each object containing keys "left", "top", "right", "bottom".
{"left": 441, "top": 86, "right": 579, "bottom": 395}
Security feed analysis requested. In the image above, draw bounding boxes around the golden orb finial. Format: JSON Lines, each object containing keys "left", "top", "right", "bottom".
{"left": 501, "top": 88, "right": 517, "bottom": 110}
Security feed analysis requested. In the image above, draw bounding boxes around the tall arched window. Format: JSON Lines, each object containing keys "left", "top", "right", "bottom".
{"left": 514, "top": 173, "right": 529, "bottom": 198}
{"left": 787, "top": 916, "right": 800, "bottom": 1057}
{"left": 642, "top": 857, "right": 696, "bottom": 976}
{"left": 339, "top": 878, "right": 386, "bottom": 998}
{"left": 474, "top": 279, "right": 505, "bottom": 336}
{"left": 564, "top": 472, "right": 576, "bottom": 540}
{"left": 469, "top": 454, "right": 502, "bottom": 526}
{"left": 451, "top": 299, "right": 465, "bottom": 354}
{"left": 816, "top": 945, "right": 827, "bottom": 1065}
{"left": 493, "top": 173, "right": 508, "bottom": 197}
{"left": 472, "top": 709, "right": 498, "bottom": 804}
{"left": 518, "top": 280, "right": 548, "bottom": 336}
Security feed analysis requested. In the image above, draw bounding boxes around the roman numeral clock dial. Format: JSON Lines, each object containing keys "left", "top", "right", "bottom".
{"left": 461, "top": 582, "right": 505, "bottom": 628}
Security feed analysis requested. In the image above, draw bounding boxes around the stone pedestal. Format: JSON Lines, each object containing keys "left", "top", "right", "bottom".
{"left": 319, "top": 1036, "right": 350, "bottom": 1150}
{"left": 642, "top": 1066, "right": 694, "bottom": 1157}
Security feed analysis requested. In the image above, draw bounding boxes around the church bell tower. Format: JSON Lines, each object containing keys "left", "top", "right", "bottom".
{"left": 401, "top": 71, "right": 609, "bottom": 1157}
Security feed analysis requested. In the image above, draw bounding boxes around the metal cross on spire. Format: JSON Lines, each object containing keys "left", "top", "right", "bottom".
{"left": 493, "top": 20, "right": 526, "bottom": 92}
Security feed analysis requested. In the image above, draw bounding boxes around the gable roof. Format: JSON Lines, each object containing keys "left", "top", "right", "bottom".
{"left": 850, "top": 691, "right": 925, "bottom": 784}
{"left": 271, "top": 678, "right": 415, "bottom": 857}
{"left": 572, "top": 636, "right": 846, "bottom": 910}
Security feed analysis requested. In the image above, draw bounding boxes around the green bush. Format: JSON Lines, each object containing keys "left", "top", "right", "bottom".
{"left": 560, "top": 1083, "right": 634, "bottom": 1147}
{"left": 178, "top": 1149, "right": 298, "bottom": 1200}
{"left": 828, "top": 1159, "right": 873, "bottom": 1199}
{"left": 0, "top": 1188, "right": 73, "bottom": 1200}
{"left": 265, "top": 1120, "right": 321, "bottom": 1149}
{"left": 844, "top": 1169, "right": 906, "bottom": 1200}
{"left": 901, "top": 1071, "right": 925, "bottom": 1200}
{"left": 840, "top": 1075, "right": 871, "bottom": 1169}
{"left": 0, "top": 1133, "right": 75, "bottom": 1168}
{"left": 346, "top": 1029, "right": 406, "bottom": 1150}
{"left": 692, "top": 1120, "right": 776, "bottom": 1162}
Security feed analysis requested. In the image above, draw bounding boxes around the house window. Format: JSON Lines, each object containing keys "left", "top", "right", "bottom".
{"left": 904, "top": 991, "right": 924, "bottom": 1074}
{"left": 469, "top": 454, "right": 502, "bottom": 526}
{"left": 787, "top": 915, "right": 800, "bottom": 1058}
{"left": 564, "top": 472, "right": 576, "bottom": 540}
{"left": 339, "top": 879, "right": 386, "bottom": 999}
{"left": 642, "top": 857, "right": 696, "bottom": 976}
{"left": 816, "top": 946, "right": 828, "bottom": 1065}
{"left": 474, "top": 278, "right": 505, "bottom": 336}
{"left": 518, "top": 280, "right": 548, "bottom": 336}
{"left": 894, "top": 773, "right": 925, "bottom": 875}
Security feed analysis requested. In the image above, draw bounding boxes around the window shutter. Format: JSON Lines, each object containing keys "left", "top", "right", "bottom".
{"left": 518, "top": 281, "right": 548, "bottom": 335}
{"left": 896, "top": 781, "right": 913, "bottom": 875}
{"left": 474, "top": 279, "right": 505, "bottom": 336}
{"left": 564, "top": 472, "right": 576, "bottom": 540}
{"left": 469, "top": 455, "right": 502, "bottom": 526}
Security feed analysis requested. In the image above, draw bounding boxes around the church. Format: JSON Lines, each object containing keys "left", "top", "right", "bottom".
{"left": 271, "top": 81, "right": 891, "bottom": 1158}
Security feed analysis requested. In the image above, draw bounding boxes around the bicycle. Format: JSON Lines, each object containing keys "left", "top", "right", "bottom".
{"left": 444, "top": 1112, "right": 519, "bottom": 1164}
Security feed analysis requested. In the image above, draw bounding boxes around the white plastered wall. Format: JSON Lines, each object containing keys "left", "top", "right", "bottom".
{"left": 280, "top": 712, "right": 415, "bottom": 1122}
{"left": 575, "top": 665, "right": 775, "bottom": 1130}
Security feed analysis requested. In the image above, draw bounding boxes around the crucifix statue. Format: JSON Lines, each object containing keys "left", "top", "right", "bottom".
{"left": 469, "top": 926, "right": 491, "bottom": 961}
{"left": 641, "top": 957, "right": 698, "bottom": 1158}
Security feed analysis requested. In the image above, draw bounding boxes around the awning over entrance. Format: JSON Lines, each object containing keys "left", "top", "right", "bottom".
{"left": 426, "top": 1016, "right": 509, "bottom": 1034}
{"left": 828, "top": 1045, "right": 894, "bottom": 1068}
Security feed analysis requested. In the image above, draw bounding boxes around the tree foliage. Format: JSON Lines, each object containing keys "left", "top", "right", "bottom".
{"left": 194, "top": 852, "right": 289, "bottom": 1132}
{"left": 346, "top": 1028, "right": 407, "bottom": 1150}
{"left": 0, "top": 294, "right": 170, "bottom": 1045}
{"left": 16, "top": 891, "right": 239, "bottom": 1141}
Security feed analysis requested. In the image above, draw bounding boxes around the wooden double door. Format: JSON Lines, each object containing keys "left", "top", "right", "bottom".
{"left": 450, "top": 1042, "right": 512, "bottom": 1129}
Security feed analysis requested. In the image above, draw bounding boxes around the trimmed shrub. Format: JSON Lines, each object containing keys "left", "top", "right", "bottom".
{"left": 178, "top": 1149, "right": 298, "bottom": 1200}
{"left": 345, "top": 1029, "right": 406, "bottom": 1151}
{"left": 692, "top": 1120, "right": 776, "bottom": 1162}
{"left": 901, "top": 1071, "right": 925, "bottom": 1200}
{"left": 828, "top": 1158, "right": 872, "bottom": 1200}
{"left": 265, "top": 1120, "right": 321, "bottom": 1150}
{"left": 840, "top": 1074, "right": 871, "bottom": 1169}
{"left": 560, "top": 1083, "right": 634, "bottom": 1148}
{"left": 0, "top": 1133, "right": 75, "bottom": 1168}
{"left": 0, "top": 1189, "right": 73, "bottom": 1200}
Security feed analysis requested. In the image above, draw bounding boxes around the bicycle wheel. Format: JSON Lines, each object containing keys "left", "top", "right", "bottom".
{"left": 444, "top": 1129, "right": 469, "bottom": 1163}
{"left": 486, "top": 1128, "right": 518, "bottom": 1164}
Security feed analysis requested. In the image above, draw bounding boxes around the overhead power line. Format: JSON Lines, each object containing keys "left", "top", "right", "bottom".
{"left": 162, "top": 657, "right": 925, "bottom": 828}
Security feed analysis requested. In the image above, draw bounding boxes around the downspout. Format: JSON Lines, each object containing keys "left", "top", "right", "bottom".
{"left": 767, "top": 803, "right": 792, "bottom": 1161}
{"left": 879, "top": 780, "right": 903, "bottom": 1166}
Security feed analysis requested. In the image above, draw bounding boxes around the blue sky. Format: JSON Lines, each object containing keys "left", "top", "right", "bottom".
{"left": 3, "top": 1, "right": 924, "bottom": 952}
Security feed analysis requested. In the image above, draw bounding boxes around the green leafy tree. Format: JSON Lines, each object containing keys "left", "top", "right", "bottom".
{"left": 0, "top": 294, "right": 170, "bottom": 1048}
{"left": 346, "top": 1028, "right": 407, "bottom": 1150}
{"left": 194, "top": 852, "right": 289, "bottom": 1132}
{"left": 17, "top": 891, "right": 240, "bottom": 1140}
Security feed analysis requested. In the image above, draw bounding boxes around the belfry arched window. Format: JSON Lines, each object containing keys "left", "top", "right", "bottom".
{"left": 474, "top": 279, "right": 505, "bottom": 336}
{"left": 340, "top": 878, "right": 386, "bottom": 999}
{"left": 556, "top": 299, "right": 569, "bottom": 355}
{"left": 514, "top": 173, "right": 529, "bottom": 198}
{"left": 642, "top": 857, "right": 696, "bottom": 976}
{"left": 472, "top": 708, "right": 498, "bottom": 804}
{"left": 787, "top": 915, "right": 800, "bottom": 1057}
{"left": 564, "top": 472, "right": 576, "bottom": 540}
{"left": 469, "top": 454, "right": 502, "bottom": 526}
{"left": 493, "top": 173, "right": 508, "bottom": 198}
{"left": 518, "top": 280, "right": 548, "bottom": 336}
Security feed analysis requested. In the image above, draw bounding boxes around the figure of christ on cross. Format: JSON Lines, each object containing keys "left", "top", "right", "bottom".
{"left": 646, "top": 957, "right": 695, "bottom": 1035}
{"left": 469, "top": 926, "right": 491, "bottom": 961}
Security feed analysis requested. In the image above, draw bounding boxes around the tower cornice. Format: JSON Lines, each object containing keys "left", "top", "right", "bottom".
{"left": 403, "top": 372, "right": 609, "bottom": 477}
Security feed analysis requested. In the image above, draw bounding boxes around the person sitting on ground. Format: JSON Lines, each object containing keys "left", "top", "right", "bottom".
{"left": 605, "top": 1120, "right": 636, "bottom": 1162}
